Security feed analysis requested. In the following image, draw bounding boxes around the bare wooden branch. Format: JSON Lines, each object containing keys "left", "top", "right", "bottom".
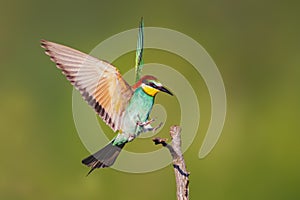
{"left": 153, "top": 125, "right": 190, "bottom": 200}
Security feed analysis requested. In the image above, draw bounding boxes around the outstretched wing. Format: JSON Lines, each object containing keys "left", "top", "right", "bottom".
{"left": 41, "top": 40, "right": 133, "bottom": 132}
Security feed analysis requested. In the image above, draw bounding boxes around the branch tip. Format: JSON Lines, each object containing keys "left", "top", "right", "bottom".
{"left": 152, "top": 137, "right": 168, "bottom": 146}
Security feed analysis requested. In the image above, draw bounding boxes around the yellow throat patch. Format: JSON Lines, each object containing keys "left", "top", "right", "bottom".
{"left": 142, "top": 85, "right": 159, "bottom": 96}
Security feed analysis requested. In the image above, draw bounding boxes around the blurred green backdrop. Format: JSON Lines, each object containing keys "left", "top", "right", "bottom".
{"left": 1, "top": 0, "right": 300, "bottom": 199}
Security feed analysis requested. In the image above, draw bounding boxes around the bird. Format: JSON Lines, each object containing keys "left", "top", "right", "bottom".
{"left": 41, "top": 39, "right": 173, "bottom": 175}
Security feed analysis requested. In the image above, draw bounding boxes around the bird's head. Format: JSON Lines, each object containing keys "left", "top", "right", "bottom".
{"left": 133, "top": 75, "right": 173, "bottom": 96}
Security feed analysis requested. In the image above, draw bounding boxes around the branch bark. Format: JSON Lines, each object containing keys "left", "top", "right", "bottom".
{"left": 153, "top": 125, "right": 190, "bottom": 200}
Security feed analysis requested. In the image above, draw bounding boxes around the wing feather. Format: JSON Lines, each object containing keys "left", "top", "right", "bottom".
{"left": 41, "top": 40, "right": 133, "bottom": 131}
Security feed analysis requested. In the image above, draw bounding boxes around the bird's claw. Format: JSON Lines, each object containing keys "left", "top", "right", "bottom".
{"left": 152, "top": 122, "right": 163, "bottom": 132}
{"left": 142, "top": 122, "right": 163, "bottom": 133}
{"left": 136, "top": 118, "right": 155, "bottom": 127}
{"left": 136, "top": 116, "right": 163, "bottom": 133}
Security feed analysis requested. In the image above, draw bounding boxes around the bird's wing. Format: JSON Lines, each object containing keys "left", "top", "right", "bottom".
{"left": 41, "top": 40, "right": 133, "bottom": 132}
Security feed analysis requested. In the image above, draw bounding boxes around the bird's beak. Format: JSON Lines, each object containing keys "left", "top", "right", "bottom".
{"left": 158, "top": 86, "right": 173, "bottom": 96}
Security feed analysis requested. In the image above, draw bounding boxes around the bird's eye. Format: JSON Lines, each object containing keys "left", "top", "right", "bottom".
{"left": 149, "top": 82, "right": 156, "bottom": 88}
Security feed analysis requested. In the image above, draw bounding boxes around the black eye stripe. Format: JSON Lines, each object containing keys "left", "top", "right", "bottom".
{"left": 149, "top": 82, "right": 156, "bottom": 87}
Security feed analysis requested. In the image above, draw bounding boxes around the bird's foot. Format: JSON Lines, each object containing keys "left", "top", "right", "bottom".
{"left": 152, "top": 122, "right": 163, "bottom": 132}
{"left": 136, "top": 118, "right": 155, "bottom": 127}
{"left": 142, "top": 122, "right": 163, "bottom": 133}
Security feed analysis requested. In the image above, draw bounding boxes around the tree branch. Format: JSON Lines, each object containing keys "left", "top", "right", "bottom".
{"left": 153, "top": 126, "right": 190, "bottom": 200}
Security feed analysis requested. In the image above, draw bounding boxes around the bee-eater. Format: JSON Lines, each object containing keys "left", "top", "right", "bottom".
{"left": 41, "top": 40, "right": 173, "bottom": 175}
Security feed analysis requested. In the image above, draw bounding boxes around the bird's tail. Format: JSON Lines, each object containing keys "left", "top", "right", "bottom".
{"left": 82, "top": 140, "right": 125, "bottom": 175}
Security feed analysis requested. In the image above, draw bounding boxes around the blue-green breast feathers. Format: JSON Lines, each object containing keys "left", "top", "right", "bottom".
{"left": 122, "top": 87, "right": 154, "bottom": 132}
{"left": 112, "top": 87, "right": 154, "bottom": 145}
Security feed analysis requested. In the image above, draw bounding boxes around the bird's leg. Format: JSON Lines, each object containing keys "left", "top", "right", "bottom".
{"left": 153, "top": 122, "right": 163, "bottom": 132}
{"left": 136, "top": 115, "right": 163, "bottom": 133}
{"left": 136, "top": 114, "right": 155, "bottom": 127}
{"left": 136, "top": 118, "right": 155, "bottom": 127}
{"left": 142, "top": 122, "right": 163, "bottom": 133}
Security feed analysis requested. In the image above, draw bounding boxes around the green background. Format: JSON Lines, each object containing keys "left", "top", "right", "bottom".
{"left": 1, "top": 0, "right": 300, "bottom": 199}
